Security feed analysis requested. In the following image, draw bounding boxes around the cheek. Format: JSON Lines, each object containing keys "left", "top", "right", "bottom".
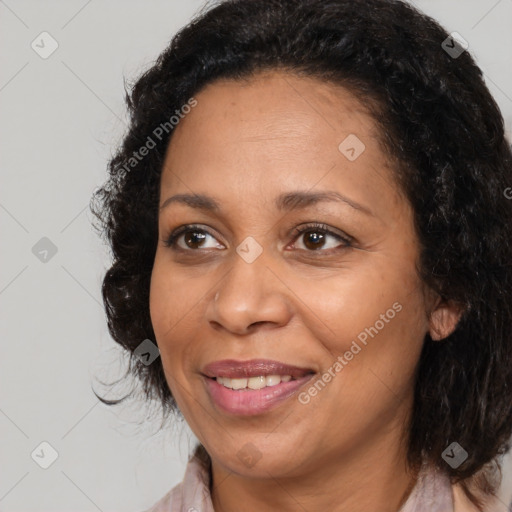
{"left": 292, "top": 257, "right": 427, "bottom": 401}
{"left": 149, "top": 256, "right": 209, "bottom": 385}
{"left": 290, "top": 270, "right": 426, "bottom": 446}
{"left": 149, "top": 262, "right": 172, "bottom": 341}
{"left": 292, "top": 258, "right": 426, "bottom": 348}
{"left": 149, "top": 256, "right": 205, "bottom": 336}
{"left": 149, "top": 260, "right": 186, "bottom": 373}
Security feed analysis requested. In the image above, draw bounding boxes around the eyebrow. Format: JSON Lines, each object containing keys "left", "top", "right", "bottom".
{"left": 159, "top": 190, "right": 374, "bottom": 216}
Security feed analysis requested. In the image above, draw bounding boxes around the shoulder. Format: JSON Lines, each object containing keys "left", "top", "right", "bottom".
{"left": 139, "top": 448, "right": 213, "bottom": 512}
{"left": 139, "top": 482, "right": 184, "bottom": 512}
{"left": 452, "top": 483, "right": 504, "bottom": 512}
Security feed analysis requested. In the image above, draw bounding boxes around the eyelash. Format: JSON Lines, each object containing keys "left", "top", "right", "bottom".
{"left": 290, "top": 223, "right": 353, "bottom": 250}
{"left": 162, "top": 222, "right": 353, "bottom": 253}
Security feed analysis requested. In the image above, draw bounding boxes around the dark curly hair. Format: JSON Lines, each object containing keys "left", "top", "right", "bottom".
{"left": 90, "top": 0, "right": 512, "bottom": 507}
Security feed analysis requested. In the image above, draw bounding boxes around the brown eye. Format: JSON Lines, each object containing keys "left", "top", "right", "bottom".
{"left": 291, "top": 223, "right": 352, "bottom": 253}
{"left": 183, "top": 230, "right": 207, "bottom": 249}
{"left": 302, "top": 230, "right": 327, "bottom": 250}
{"left": 163, "top": 224, "right": 224, "bottom": 250}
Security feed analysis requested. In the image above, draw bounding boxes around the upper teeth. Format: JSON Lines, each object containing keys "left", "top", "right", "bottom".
{"left": 216, "top": 375, "right": 293, "bottom": 390}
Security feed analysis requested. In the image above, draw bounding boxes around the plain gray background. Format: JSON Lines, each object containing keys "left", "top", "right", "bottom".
{"left": 1, "top": 1, "right": 511, "bottom": 511}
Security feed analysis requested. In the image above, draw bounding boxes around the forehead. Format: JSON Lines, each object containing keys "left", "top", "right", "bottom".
{"left": 167, "top": 70, "right": 378, "bottom": 151}
{"left": 160, "top": 69, "right": 398, "bottom": 212}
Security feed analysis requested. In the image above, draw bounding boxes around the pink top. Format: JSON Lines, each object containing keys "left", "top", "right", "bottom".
{"left": 143, "top": 448, "right": 454, "bottom": 512}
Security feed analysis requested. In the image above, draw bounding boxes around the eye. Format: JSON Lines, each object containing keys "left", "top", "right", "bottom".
{"left": 162, "top": 222, "right": 352, "bottom": 253}
{"left": 290, "top": 223, "right": 352, "bottom": 252}
{"left": 162, "top": 224, "right": 224, "bottom": 250}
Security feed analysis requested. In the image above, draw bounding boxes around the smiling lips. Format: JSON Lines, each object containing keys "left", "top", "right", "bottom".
{"left": 202, "top": 359, "right": 316, "bottom": 415}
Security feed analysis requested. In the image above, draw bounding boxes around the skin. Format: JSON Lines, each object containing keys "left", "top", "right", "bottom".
{"left": 149, "top": 69, "right": 460, "bottom": 512}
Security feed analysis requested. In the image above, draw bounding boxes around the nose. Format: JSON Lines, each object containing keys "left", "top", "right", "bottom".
{"left": 205, "top": 251, "right": 293, "bottom": 335}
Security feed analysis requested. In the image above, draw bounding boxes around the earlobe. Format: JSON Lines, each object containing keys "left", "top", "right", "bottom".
{"left": 428, "top": 299, "right": 464, "bottom": 341}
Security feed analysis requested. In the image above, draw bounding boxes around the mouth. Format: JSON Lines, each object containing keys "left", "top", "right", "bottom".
{"left": 202, "top": 358, "right": 315, "bottom": 380}
{"left": 201, "top": 359, "right": 316, "bottom": 415}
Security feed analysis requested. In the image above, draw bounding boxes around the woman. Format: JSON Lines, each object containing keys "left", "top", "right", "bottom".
{"left": 90, "top": 0, "right": 512, "bottom": 510}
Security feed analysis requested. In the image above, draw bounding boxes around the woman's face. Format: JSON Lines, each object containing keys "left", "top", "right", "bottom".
{"left": 150, "top": 69, "right": 433, "bottom": 477}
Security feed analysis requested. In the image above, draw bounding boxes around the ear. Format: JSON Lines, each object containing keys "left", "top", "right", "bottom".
{"left": 428, "top": 297, "right": 464, "bottom": 341}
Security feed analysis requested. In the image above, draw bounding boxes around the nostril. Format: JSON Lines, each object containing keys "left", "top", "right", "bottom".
{"left": 249, "top": 321, "right": 267, "bottom": 329}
